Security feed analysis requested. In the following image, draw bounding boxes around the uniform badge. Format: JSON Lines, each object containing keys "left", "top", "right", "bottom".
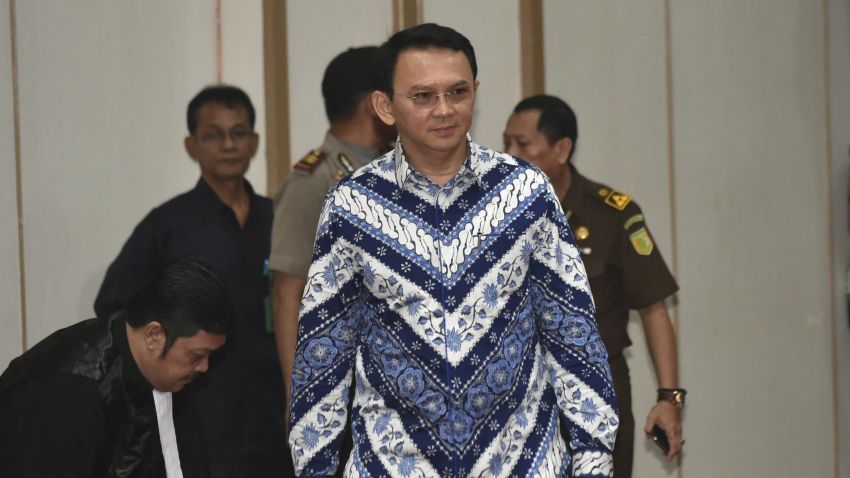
{"left": 334, "top": 153, "right": 356, "bottom": 180}
{"left": 623, "top": 213, "right": 644, "bottom": 230}
{"left": 337, "top": 153, "right": 356, "bottom": 174}
{"left": 604, "top": 190, "right": 631, "bottom": 211}
{"left": 293, "top": 148, "right": 326, "bottom": 173}
{"left": 575, "top": 226, "right": 590, "bottom": 241}
{"left": 629, "top": 227, "right": 654, "bottom": 256}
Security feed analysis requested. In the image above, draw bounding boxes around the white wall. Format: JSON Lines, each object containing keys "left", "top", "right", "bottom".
{"left": 672, "top": 0, "right": 835, "bottom": 476}
{"left": 673, "top": 1, "right": 834, "bottom": 476}
{"left": 545, "top": 0, "right": 845, "bottom": 476}
{"left": 17, "top": 2, "right": 215, "bottom": 348}
{"left": 286, "top": 0, "right": 392, "bottom": 169}
{"left": 0, "top": 0, "right": 22, "bottom": 370}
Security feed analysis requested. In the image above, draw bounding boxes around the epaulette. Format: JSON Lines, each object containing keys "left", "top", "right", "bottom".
{"left": 595, "top": 186, "right": 632, "bottom": 211}
{"left": 592, "top": 185, "right": 652, "bottom": 254}
{"left": 293, "top": 148, "right": 326, "bottom": 173}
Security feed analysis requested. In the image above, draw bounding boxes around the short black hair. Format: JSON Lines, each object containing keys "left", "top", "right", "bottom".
{"left": 186, "top": 85, "right": 256, "bottom": 134}
{"left": 124, "top": 257, "right": 232, "bottom": 354}
{"left": 322, "top": 46, "right": 381, "bottom": 122}
{"left": 514, "top": 94, "right": 579, "bottom": 160}
{"left": 375, "top": 23, "right": 477, "bottom": 95}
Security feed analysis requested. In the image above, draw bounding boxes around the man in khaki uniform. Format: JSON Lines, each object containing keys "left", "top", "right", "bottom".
{"left": 270, "top": 46, "right": 396, "bottom": 425}
{"left": 503, "top": 95, "right": 685, "bottom": 478}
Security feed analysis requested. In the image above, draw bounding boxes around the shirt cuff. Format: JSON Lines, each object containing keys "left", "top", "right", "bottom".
{"left": 571, "top": 449, "right": 614, "bottom": 477}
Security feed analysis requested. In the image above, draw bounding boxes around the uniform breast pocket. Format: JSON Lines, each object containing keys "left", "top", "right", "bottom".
{"left": 578, "top": 242, "right": 607, "bottom": 279}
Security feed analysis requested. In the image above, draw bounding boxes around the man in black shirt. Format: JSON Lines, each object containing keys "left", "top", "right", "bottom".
{"left": 94, "top": 86, "right": 286, "bottom": 477}
{"left": 0, "top": 257, "right": 230, "bottom": 477}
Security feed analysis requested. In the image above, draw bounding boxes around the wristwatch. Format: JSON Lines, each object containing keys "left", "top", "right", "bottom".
{"left": 657, "top": 388, "right": 687, "bottom": 410}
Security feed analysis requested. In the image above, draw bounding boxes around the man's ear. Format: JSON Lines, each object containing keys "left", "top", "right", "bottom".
{"left": 144, "top": 321, "right": 166, "bottom": 355}
{"left": 371, "top": 90, "right": 396, "bottom": 126}
{"left": 184, "top": 136, "right": 198, "bottom": 162}
{"left": 554, "top": 137, "right": 573, "bottom": 166}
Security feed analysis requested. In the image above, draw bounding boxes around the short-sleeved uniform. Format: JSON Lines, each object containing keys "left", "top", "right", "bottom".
{"left": 270, "top": 132, "right": 378, "bottom": 478}
{"left": 270, "top": 132, "right": 378, "bottom": 277}
{"left": 560, "top": 166, "right": 678, "bottom": 478}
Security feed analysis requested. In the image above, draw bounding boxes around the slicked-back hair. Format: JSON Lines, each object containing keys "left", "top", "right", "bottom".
{"left": 186, "top": 85, "right": 256, "bottom": 134}
{"left": 322, "top": 46, "right": 381, "bottom": 122}
{"left": 513, "top": 94, "right": 578, "bottom": 161}
{"left": 375, "top": 23, "right": 477, "bottom": 96}
{"left": 124, "top": 257, "right": 233, "bottom": 354}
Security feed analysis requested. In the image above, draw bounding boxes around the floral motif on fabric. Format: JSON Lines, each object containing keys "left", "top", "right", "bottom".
{"left": 289, "top": 139, "right": 618, "bottom": 477}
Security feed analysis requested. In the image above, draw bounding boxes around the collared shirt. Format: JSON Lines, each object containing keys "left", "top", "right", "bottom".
{"left": 271, "top": 132, "right": 379, "bottom": 277}
{"left": 94, "top": 178, "right": 286, "bottom": 470}
{"left": 561, "top": 166, "right": 679, "bottom": 357}
{"left": 289, "top": 139, "right": 618, "bottom": 478}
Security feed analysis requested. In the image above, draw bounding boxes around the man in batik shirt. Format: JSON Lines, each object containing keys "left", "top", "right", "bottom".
{"left": 288, "top": 23, "right": 619, "bottom": 478}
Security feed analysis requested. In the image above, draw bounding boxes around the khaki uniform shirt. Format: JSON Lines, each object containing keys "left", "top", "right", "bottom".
{"left": 561, "top": 166, "right": 679, "bottom": 357}
{"left": 270, "top": 132, "right": 377, "bottom": 277}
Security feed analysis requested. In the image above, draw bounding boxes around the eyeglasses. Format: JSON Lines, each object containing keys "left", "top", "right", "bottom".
{"left": 198, "top": 129, "right": 255, "bottom": 145}
{"left": 401, "top": 85, "right": 475, "bottom": 108}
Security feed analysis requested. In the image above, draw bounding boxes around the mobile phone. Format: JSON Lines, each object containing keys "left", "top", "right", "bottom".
{"left": 651, "top": 425, "right": 670, "bottom": 455}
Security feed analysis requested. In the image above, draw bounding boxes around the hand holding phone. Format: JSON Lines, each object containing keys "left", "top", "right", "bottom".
{"left": 651, "top": 425, "right": 670, "bottom": 455}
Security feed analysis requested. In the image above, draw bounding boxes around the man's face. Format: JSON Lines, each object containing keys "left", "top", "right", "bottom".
{"left": 150, "top": 329, "right": 226, "bottom": 392}
{"left": 503, "top": 109, "right": 570, "bottom": 181}
{"left": 185, "top": 103, "right": 258, "bottom": 183}
{"left": 373, "top": 48, "right": 477, "bottom": 162}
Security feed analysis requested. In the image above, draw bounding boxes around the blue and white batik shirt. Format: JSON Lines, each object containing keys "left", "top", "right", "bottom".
{"left": 289, "top": 137, "right": 619, "bottom": 478}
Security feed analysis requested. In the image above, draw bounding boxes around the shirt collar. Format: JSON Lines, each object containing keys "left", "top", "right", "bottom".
{"left": 392, "top": 133, "right": 486, "bottom": 190}
{"left": 323, "top": 131, "right": 378, "bottom": 164}
{"left": 562, "top": 164, "right": 586, "bottom": 217}
{"left": 191, "top": 177, "right": 259, "bottom": 222}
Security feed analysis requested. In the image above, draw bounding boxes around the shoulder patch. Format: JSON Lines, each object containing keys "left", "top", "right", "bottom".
{"left": 629, "top": 227, "right": 654, "bottom": 255}
{"left": 293, "top": 148, "right": 326, "bottom": 173}
{"left": 603, "top": 190, "right": 631, "bottom": 211}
